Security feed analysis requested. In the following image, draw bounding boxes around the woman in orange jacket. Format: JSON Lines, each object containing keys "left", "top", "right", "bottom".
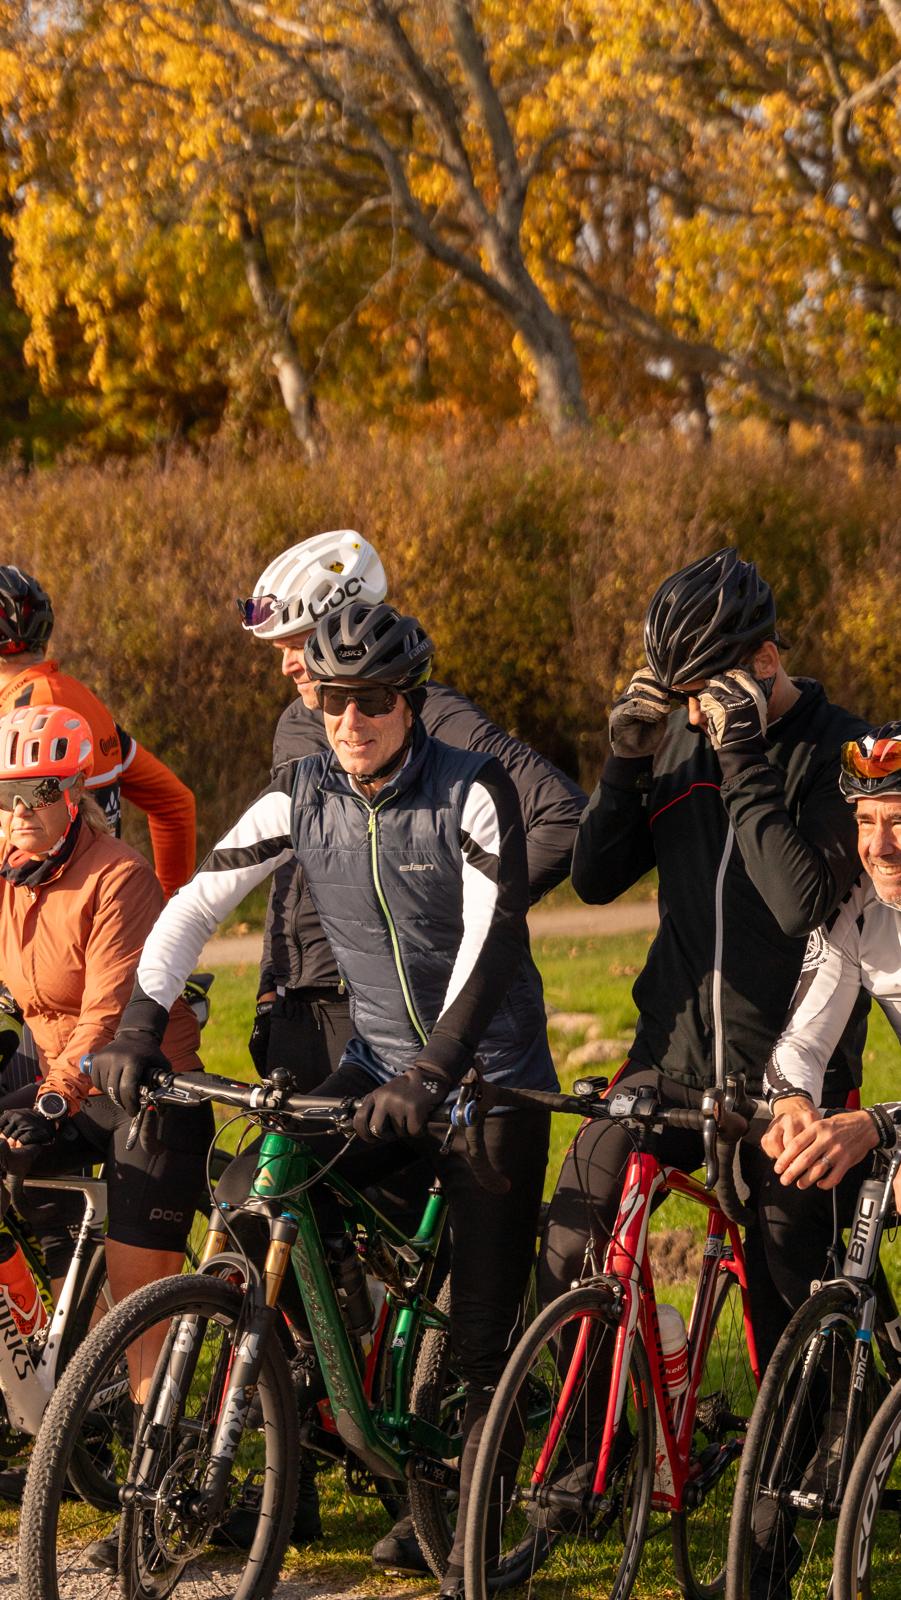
{"left": 0, "top": 703, "right": 212, "bottom": 1322}
{"left": 0, "top": 564, "right": 197, "bottom": 1095}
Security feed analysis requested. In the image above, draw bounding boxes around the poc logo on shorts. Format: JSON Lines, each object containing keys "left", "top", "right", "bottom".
{"left": 150, "top": 1207, "right": 185, "bottom": 1224}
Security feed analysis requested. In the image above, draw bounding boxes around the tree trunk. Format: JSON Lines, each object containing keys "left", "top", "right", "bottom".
{"left": 682, "top": 370, "right": 712, "bottom": 443}
{"left": 509, "top": 288, "right": 588, "bottom": 435}
{"left": 237, "top": 209, "right": 322, "bottom": 459}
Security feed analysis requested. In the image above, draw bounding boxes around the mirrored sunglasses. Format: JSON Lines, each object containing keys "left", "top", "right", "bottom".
{"left": 236, "top": 594, "right": 286, "bottom": 629}
{"left": 0, "top": 775, "right": 77, "bottom": 811}
{"left": 841, "top": 738, "right": 901, "bottom": 783}
{"left": 315, "top": 684, "right": 399, "bottom": 718}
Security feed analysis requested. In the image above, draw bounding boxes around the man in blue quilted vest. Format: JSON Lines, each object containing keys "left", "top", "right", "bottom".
{"left": 92, "top": 602, "right": 556, "bottom": 1600}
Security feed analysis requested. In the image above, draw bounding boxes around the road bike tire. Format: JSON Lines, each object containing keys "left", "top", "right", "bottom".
{"left": 464, "top": 1281, "right": 655, "bottom": 1600}
{"left": 671, "top": 1260, "right": 758, "bottom": 1599}
{"left": 406, "top": 1277, "right": 459, "bottom": 1576}
{"left": 725, "top": 1280, "right": 880, "bottom": 1600}
{"left": 19, "top": 1273, "right": 299, "bottom": 1600}
{"left": 833, "top": 1374, "right": 901, "bottom": 1599}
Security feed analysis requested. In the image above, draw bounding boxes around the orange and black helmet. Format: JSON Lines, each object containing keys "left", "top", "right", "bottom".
{"left": 839, "top": 725, "right": 901, "bottom": 801}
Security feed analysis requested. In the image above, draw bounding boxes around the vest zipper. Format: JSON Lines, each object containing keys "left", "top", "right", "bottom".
{"left": 367, "top": 803, "right": 428, "bottom": 1047}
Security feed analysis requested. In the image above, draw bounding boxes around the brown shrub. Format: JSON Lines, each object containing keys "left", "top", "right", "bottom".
{"left": 2, "top": 429, "right": 897, "bottom": 859}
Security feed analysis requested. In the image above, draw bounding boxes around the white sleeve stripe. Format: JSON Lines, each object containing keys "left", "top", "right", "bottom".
{"left": 438, "top": 781, "right": 501, "bottom": 1016}
{"left": 137, "top": 789, "right": 295, "bottom": 1012}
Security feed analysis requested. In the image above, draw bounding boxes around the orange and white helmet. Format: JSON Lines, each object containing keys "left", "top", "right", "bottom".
{"left": 0, "top": 704, "right": 93, "bottom": 784}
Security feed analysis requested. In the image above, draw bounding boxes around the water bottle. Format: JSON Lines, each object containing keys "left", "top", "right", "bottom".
{"left": 657, "top": 1303, "right": 689, "bottom": 1399}
{"left": 0, "top": 1231, "right": 48, "bottom": 1339}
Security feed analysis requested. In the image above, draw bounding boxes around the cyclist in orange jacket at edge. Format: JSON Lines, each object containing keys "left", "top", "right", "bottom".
{"left": 0, "top": 566, "right": 196, "bottom": 1096}
{"left": 0, "top": 566, "right": 195, "bottom": 899}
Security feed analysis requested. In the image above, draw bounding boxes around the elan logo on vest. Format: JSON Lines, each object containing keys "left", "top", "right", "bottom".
{"left": 399, "top": 864, "right": 436, "bottom": 872}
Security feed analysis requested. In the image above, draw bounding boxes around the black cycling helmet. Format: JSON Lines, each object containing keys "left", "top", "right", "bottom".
{"left": 304, "top": 602, "right": 434, "bottom": 693}
{"left": 0, "top": 567, "right": 54, "bottom": 657}
{"left": 644, "top": 548, "right": 777, "bottom": 690}
{"left": 839, "top": 724, "right": 901, "bottom": 801}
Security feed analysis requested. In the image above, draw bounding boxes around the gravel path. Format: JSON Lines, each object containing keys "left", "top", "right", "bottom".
{"left": 0, "top": 1539, "right": 431, "bottom": 1599}
{"left": 202, "top": 900, "right": 658, "bottom": 968}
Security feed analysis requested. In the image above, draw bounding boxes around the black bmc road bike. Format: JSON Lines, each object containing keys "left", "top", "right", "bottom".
{"left": 726, "top": 1142, "right": 901, "bottom": 1600}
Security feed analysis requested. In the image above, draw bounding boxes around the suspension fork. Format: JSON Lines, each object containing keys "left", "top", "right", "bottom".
{"left": 126, "top": 1212, "right": 298, "bottom": 1521}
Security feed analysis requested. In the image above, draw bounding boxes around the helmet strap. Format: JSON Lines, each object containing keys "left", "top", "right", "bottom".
{"left": 356, "top": 727, "right": 413, "bottom": 787}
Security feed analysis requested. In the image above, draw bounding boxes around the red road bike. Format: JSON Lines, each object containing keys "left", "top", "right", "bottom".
{"left": 463, "top": 1074, "right": 761, "bottom": 1600}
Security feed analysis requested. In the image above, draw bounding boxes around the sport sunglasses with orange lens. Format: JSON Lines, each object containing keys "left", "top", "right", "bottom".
{"left": 841, "top": 738, "right": 901, "bottom": 782}
{"left": 315, "top": 684, "right": 399, "bottom": 718}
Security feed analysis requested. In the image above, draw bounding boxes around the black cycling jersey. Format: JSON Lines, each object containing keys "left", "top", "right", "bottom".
{"left": 573, "top": 679, "right": 870, "bottom": 1096}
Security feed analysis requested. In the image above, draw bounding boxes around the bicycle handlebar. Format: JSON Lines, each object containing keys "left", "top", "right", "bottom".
{"left": 118, "top": 1062, "right": 764, "bottom": 1215}
{"left": 449, "top": 1069, "right": 764, "bottom": 1223}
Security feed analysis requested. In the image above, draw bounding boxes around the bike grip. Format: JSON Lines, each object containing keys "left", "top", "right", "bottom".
{"left": 663, "top": 1109, "right": 705, "bottom": 1131}
{"left": 463, "top": 1117, "right": 511, "bottom": 1195}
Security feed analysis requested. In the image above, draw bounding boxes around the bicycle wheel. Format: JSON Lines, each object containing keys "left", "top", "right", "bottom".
{"left": 407, "top": 1277, "right": 461, "bottom": 1576}
{"left": 725, "top": 1281, "right": 880, "bottom": 1600}
{"left": 19, "top": 1273, "right": 299, "bottom": 1600}
{"left": 671, "top": 1261, "right": 758, "bottom": 1599}
{"left": 833, "top": 1375, "right": 901, "bottom": 1600}
{"left": 59, "top": 1241, "right": 123, "bottom": 1507}
{"left": 464, "top": 1282, "right": 654, "bottom": 1600}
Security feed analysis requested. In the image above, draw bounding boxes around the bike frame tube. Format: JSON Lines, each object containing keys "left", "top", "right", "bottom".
{"left": 0, "top": 1176, "right": 106, "bottom": 1434}
{"left": 251, "top": 1130, "right": 450, "bottom": 1476}
{"left": 568, "top": 1148, "right": 756, "bottom": 1512}
{"left": 383, "top": 1187, "right": 448, "bottom": 1432}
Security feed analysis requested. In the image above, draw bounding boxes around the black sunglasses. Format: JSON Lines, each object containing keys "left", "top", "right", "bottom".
{"left": 315, "top": 684, "right": 399, "bottom": 718}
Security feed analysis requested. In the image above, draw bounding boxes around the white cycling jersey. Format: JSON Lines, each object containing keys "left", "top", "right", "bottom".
{"left": 766, "top": 874, "right": 901, "bottom": 1109}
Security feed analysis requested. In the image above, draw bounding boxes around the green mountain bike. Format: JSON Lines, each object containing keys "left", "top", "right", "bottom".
{"left": 18, "top": 1065, "right": 471, "bottom": 1600}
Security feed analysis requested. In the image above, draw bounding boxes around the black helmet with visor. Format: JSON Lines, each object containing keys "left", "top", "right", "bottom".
{"left": 305, "top": 602, "right": 434, "bottom": 721}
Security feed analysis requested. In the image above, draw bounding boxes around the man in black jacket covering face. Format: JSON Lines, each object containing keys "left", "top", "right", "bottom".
{"left": 541, "top": 548, "right": 870, "bottom": 1362}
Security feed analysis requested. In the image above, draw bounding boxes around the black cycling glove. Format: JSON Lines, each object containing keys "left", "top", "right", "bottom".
{"left": 90, "top": 1029, "right": 171, "bottom": 1116}
{"left": 698, "top": 669, "right": 768, "bottom": 777}
{"left": 248, "top": 1000, "right": 274, "bottom": 1078}
{"left": 0, "top": 1106, "right": 57, "bottom": 1149}
{"left": 353, "top": 1065, "right": 452, "bottom": 1143}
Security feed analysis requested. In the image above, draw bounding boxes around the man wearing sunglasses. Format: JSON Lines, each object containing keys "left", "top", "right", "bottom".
{"left": 236, "top": 532, "right": 584, "bottom": 1098}
{"left": 762, "top": 725, "right": 901, "bottom": 1189}
{"left": 91, "top": 602, "right": 556, "bottom": 1600}
{"left": 543, "top": 549, "right": 870, "bottom": 1372}
{"left": 238, "top": 534, "right": 583, "bottom": 1570}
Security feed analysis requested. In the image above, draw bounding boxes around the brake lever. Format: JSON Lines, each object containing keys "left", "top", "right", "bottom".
{"left": 700, "top": 1087, "right": 722, "bottom": 1190}
{"left": 125, "top": 1088, "right": 159, "bottom": 1153}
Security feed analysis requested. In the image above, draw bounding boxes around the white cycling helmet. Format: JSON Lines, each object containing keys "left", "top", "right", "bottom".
{"left": 237, "top": 530, "right": 387, "bottom": 640}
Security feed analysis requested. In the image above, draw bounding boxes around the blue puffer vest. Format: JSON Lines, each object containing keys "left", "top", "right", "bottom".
{"left": 290, "top": 726, "right": 556, "bottom": 1091}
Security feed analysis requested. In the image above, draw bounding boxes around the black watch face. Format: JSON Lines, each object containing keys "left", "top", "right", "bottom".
{"left": 37, "top": 1092, "right": 67, "bottom": 1121}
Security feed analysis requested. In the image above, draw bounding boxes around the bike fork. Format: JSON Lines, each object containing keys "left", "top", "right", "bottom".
{"left": 126, "top": 1214, "right": 298, "bottom": 1523}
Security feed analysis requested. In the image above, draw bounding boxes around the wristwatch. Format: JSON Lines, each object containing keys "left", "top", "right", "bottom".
{"left": 35, "top": 1091, "right": 68, "bottom": 1123}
